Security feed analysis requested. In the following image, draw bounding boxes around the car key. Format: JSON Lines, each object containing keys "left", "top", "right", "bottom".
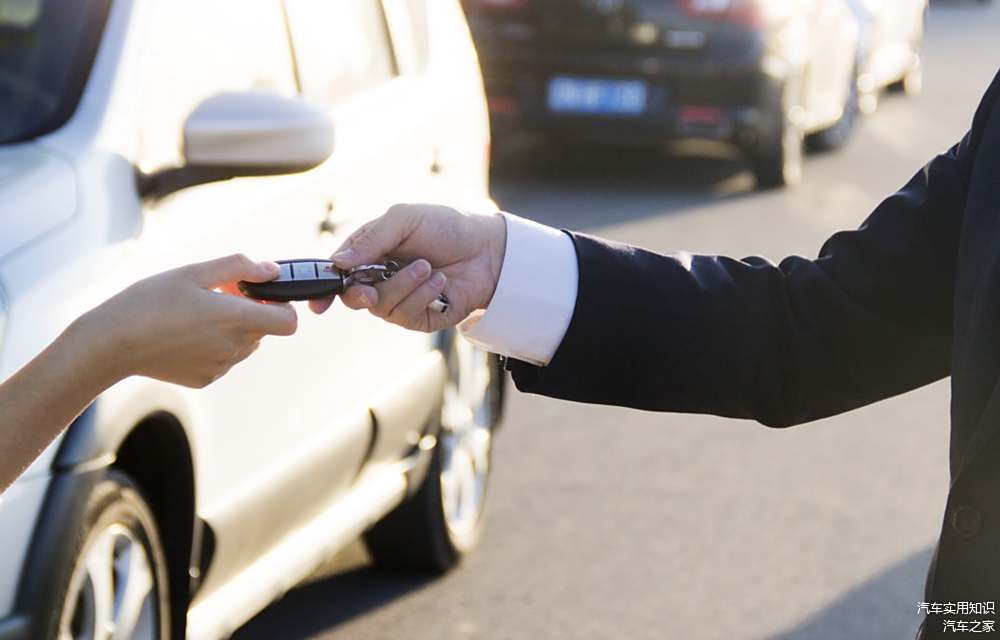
{"left": 238, "top": 259, "right": 449, "bottom": 313}
{"left": 237, "top": 259, "right": 343, "bottom": 302}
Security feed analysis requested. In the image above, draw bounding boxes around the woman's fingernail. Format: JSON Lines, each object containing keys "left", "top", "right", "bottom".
{"left": 430, "top": 272, "right": 446, "bottom": 288}
{"left": 332, "top": 249, "right": 355, "bottom": 264}
{"left": 358, "top": 291, "right": 373, "bottom": 308}
{"left": 412, "top": 260, "right": 431, "bottom": 279}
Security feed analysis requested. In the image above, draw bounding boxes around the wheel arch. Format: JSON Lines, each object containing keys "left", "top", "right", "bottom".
{"left": 53, "top": 387, "right": 203, "bottom": 640}
{"left": 13, "top": 405, "right": 199, "bottom": 640}
{"left": 112, "top": 412, "right": 198, "bottom": 640}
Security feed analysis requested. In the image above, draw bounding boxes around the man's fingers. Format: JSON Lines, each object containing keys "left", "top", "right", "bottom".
{"left": 339, "top": 285, "right": 378, "bottom": 311}
{"left": 330, "top": 205, "right": 416, "bottom": 269}
{"left": 368, "top": 259, "right": 431, "bottom": 318}
{"left": 188, "top": 254, "right": 280, "bottom": 289}
{"left": 387, "top": 272, "right": 447, "bottom": 331}
{"left": 308, "top": 295, "right": 336, "bottom": 315}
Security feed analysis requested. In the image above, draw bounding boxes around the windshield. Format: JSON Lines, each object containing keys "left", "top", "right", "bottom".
{"left": 0, "top": 0, "right": 111, "bottom": 144}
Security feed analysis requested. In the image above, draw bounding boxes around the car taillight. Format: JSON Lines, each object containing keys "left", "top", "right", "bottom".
{"left": 462, "top": 0, "right": 529, "bottom": 9}
{"left": 680, "top": 0, "right": 764, "bottom": 28}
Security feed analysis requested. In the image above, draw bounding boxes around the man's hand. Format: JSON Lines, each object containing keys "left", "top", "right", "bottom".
{"left": 310, "top": 204, "right": 507, "bottom": 333}
{"left": 78, "top": 254, "right": 298, "bottom": 389}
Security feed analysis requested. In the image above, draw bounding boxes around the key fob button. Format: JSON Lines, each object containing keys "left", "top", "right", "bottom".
{"left": 292, "top": 262, "right": 317, "bottom": 280}
{"left": 276, "top": 263, "right": 293, "bottom": 281}
{"left": 316, "top": 262, "right": 338, "bottom": 279}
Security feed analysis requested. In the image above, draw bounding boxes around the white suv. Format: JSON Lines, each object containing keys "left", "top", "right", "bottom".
{"left": 0, "top": 1, "right": 503, "bottom": 638}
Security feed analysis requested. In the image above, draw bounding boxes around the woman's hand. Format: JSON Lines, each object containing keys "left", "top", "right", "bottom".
{"left": 310, "top": 204, "right": 506, "bottom": 333}
{"left": 0, "top": 254, "right": 297, "bottom": 492}
{"left": 76, "top": 254, "right": 297, "bottom": 389}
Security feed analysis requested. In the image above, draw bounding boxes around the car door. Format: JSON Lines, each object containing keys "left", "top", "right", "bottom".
{"left": 283, "top": 0, "right": 445, "bottom": 466}
{"left": 867, "top": 0, "right": 924, "bottom": 84}
{"left": 800, "top": 0, "right": 857, "bottom": 130}
{"left": 382, "top": 0, "right": 493, "bottom": 212}
{"left": 130, "top": 0, "right": 377, "bottom": 595}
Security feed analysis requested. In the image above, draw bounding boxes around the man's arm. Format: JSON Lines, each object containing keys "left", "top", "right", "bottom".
{"left": 327, "top": 73, "right": 1000, "bottom": 426}
{"left": 507, "top": 73, "right": 1000, "bottom": 424}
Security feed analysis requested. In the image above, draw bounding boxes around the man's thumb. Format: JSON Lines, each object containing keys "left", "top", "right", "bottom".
{"left": 331, "top": 207, "right": 411, "bottom": 269}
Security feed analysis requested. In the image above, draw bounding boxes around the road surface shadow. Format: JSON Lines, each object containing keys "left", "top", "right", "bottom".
{"left": 233, "top": 564, "right": 437, "bottom": 640}
{"left": 490, "top": 142, "right": 757, "bottom": 232}
{"left": 768, "top": 546, "right": 934, "bottom": 640}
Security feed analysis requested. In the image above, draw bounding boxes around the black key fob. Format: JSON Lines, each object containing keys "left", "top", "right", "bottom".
{"left": 238, "top": 259, "right": 345, "bottom": 302}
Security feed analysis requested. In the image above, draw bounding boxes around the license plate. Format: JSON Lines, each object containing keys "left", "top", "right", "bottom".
{"left": 547, "top": 76, "right": 648, "bottom": 116}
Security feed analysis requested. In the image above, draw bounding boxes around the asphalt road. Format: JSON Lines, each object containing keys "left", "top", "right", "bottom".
{"left": 235, "top": 3, "right": 1000, "bottom": 639}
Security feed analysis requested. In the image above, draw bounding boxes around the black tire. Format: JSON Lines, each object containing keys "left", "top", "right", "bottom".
{"left": 750, "top": 104, "right": 803, "bottom": 191}
{"left": 364, "top": 337, "right": 501, "bottom": 573}
{"left": 364, "top": 435, "right": 475, "bottom": 573}
{"left": 807, "top": 67, "right": 860, "bottom": 152}
{"left": 38, "top": 470, "right": 172, "bottom": 640}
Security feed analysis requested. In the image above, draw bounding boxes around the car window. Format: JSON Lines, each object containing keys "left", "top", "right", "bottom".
{"left": 136, "top": 0, "right": 297, "bottom": 172}
{"left": 0, "top": 0, "right": 111, "bottom": 144}
{"left": 283, "top": 0, "right": 397, "bottom": 107}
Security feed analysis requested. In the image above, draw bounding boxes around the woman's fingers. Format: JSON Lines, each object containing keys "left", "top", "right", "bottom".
{"left": 217, "top": 282, "right": 243, "bottom": 297}
{"left": 228, "top": 339, "right": 262, "bottom": 369}
{"left": 187, "top": 253, "right": 280, "bottom": 289}
{"left": 226, "top": 297, "right": 299, "bottom": 337}
{"left": 387, "top": 272, "right": 447, "bottom": 331}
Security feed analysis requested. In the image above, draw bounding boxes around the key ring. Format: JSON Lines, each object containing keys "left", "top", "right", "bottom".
{"left": 344, "top": 261, "right": 449, "bottom": 313}
{"left": 345, "top": 263, "right": 396, "bottom": 286}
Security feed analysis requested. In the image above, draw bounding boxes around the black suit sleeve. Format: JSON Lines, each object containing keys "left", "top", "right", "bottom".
{"left": 509, "top": 73, "right": 1000, "bottom": 428}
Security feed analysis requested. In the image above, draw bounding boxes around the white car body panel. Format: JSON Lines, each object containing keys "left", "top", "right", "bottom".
{"left": 0, "top": 0, "right": 491, "bottom": 632}
{"left": 0, "top": 475, "right": 49, "bottom": 617}
{"left": 0, "top": 146, "right": 77, "bottom": 261}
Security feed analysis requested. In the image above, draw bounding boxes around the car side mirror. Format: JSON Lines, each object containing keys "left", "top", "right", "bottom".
{"left": 138, "top": 90, "right": 334, "bottom": 200}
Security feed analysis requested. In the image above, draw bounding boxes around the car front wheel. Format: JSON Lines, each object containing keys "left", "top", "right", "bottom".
{"left": 46, "top": 471, "right": 171, "bottom": 640}
{"left": 364, "top": 334, "right": 502, "bottom": 573}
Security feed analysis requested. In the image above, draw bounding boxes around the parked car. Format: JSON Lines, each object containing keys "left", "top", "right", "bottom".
{"left": 464, "top": 0, "right": 861, "bottom": 189}
{"left": 0, "top": 0, "right": 504, "bottom": 638}
{"left": 847, "top": 0, "right": 928, "bottom": 112}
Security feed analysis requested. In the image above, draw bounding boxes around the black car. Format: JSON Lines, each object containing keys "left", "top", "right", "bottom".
{"left": 464, "top": 0, "right": 861, "bottom": 189}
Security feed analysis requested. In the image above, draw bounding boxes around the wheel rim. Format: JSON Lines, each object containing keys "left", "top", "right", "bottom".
{"left": 59, "top": 523, "right": 158, "bottom": 640}
{"left": 439, "top": 338, "right": 495, "bottom": 545}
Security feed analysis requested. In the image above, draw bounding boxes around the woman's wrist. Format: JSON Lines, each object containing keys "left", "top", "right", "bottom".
{"left": 63, "top": 308, "right": 132, "bottom": 392}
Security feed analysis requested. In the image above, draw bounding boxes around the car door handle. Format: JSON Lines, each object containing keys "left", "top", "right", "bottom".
{"left": 318, "top": 200, "right": 342, "bottom": 236}
{"left": 429, "top": 148, "right": 447, "bottom": 175}
{"left": 318, "top": 217, "right": 337, "bottom": 236}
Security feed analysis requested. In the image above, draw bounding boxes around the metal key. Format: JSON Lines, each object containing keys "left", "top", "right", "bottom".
{"left": 347, "top": 261, "right": 450, "bottom": 313}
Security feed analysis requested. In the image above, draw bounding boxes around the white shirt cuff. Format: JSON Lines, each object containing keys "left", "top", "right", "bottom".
{"left": 459, "top": 213, "right": 579, "bottom": 366}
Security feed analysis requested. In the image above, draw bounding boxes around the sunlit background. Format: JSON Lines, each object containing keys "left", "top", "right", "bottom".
{"left": 2, "top": 0, "right": 999, "bottom": 639}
